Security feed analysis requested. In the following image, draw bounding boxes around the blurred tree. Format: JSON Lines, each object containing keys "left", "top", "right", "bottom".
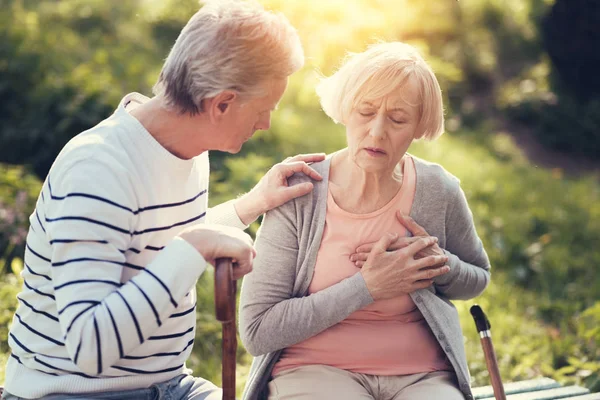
{"left": 0, "top": 0, "right": 161, "bottom": 179}
{"left": 542, "top": 0, "right": 600, "bottom": 101}
{"left": 493, "top": 0, "right": 600, "bottom": 161}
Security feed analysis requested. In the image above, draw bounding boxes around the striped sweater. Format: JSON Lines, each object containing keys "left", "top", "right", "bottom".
{"left": 4, "top": 93, "right": 246, "bottom": 398}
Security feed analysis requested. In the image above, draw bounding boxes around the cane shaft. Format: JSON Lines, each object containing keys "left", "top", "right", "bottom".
{"left": 215, "top": 259, "right": 237, "bottom": 400}
{"left": 221, "top": 303, "right": 236, "bottom": 399}
{"left": 481, "top": 337, "right": 506, "bottom": 400}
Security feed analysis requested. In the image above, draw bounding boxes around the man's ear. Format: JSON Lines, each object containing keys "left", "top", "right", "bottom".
{"left": 207, "top": 90, "right": 238, "bottom": 123}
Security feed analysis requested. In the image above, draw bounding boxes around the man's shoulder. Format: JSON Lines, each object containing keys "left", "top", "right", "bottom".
{"left": 49, "top": 115, "right": 135, "bottom": 181}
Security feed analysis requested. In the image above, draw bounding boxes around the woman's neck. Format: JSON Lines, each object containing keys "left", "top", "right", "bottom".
{"left": 329, "top": 149, "right": 405, "bottom": 214}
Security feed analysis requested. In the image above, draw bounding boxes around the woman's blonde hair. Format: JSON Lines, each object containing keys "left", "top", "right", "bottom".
{"left": 153, "top": 0, "right": 304, "bottom": 115}
{"left": 316, "top": 42, "right": 444, "bottom": 140}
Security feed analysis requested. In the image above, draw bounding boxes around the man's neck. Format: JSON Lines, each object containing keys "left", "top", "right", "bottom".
{"left": 128, "top": 97, "right": 209, "bottom": 159}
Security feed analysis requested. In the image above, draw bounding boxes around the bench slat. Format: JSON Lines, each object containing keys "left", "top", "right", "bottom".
{"left": 561, "top": 394, "right": 600, "bottom": 400}
{"left": 506, "top": 386, "right": 590, "bottom": 400}
{"left": 473, "top": 378, "right": 560, "bottom": 399}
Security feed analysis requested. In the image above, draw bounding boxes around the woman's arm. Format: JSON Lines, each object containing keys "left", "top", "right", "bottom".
{"left": 435, "top": 185, "right": 491, "bottom": 300}
{"left": 239, "top": 200, "right": 373, "bottom": 357}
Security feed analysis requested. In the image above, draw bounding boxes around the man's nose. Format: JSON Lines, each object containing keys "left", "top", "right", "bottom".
{"left": 254, "top": 114, "right": 271, "bottom": 131}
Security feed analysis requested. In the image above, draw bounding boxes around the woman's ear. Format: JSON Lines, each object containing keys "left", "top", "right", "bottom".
{"left": 414, "top": 128, "right": 425, "bottom": 140}
{"left": 413, "top": 120, "right": 428, "bottom": 140}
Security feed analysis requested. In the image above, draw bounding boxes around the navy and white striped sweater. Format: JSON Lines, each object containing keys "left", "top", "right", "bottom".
{"left": 5, "top": 93, "right": 246, "bottom": 398}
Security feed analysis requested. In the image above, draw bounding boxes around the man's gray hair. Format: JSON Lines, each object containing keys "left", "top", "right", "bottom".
{"left": 153, "top": 0, "right": 304, "bottom": 115}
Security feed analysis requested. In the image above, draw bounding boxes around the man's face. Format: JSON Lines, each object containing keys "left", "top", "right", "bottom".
{"left": 217, "top": 77, "right": 288, "bottom": 153}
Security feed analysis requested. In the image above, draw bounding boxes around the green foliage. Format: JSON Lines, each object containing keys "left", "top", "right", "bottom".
{"left": 492, "top": 0, "right": 600, "bottom": 161}
{"left": 0, "top": 164, "right": 41, "bottom": 274}
{"left": 0, "top": 260, "right": 24, "bottom": 385}
{"left": 504, "top": 90, "right": 600, "bottom": 159}
{"left": 0, "top": 0, "right": 162, "bottom": 178}
{"left": 551, "top": 302, "right": 600, "bottom": 391}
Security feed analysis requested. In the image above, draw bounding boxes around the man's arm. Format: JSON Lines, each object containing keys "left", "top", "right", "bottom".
{"left": 206, "top": 199, "right": 248, "bottom": 230}
{"left": 207, "top": 153, "right": 325, "bottom": 228}
{"left": 45, "top": 159, "right": 206, "bottom": 376}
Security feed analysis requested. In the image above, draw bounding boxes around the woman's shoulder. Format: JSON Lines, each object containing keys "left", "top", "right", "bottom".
{"left": 273, "top": 157, "right": 331, "bottom": 213}
{"left": 288, "top": 158, "right": 331, "bottom": 184}
{"left": 410, "top": 154, "right": 461, "bottom": 193}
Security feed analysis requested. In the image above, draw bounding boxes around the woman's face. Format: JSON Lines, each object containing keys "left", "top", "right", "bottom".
{"left": 345, "top": 78, "right": 421, "bottom": 174}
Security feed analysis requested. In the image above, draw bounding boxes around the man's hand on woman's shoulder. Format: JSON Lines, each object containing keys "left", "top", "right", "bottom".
{"left": 234, "top": 153, "right": 326, "bottom": 225}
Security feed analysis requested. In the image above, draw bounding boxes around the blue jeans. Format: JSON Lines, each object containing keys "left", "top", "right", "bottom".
{"left": 1, "top": 374, "right": 222, "bottom": 400}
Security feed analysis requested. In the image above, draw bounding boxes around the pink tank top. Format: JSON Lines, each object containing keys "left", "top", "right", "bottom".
{"left": 273, "top": 156, "right": 450, "bottom": 376}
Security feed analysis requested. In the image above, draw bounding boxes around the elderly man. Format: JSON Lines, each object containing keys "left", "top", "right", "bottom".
{"left": 2, "top": 1, "right": 321, "bottom": 399}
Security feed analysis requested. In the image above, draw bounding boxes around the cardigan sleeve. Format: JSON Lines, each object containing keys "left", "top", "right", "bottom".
{"left": 239, "top": 194, "right": 373, "bottom": 357}
{"left": 434, "top": 184, "right": 491, "bottom": 300}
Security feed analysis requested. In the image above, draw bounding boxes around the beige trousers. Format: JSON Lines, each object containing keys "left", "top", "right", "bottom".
{"left": 267, "top": 365, "right": 464, "bottom": 400}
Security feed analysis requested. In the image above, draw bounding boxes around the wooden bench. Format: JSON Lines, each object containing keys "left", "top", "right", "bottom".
{"left": 473, "top": 377, "right": 600, "bottom": 400}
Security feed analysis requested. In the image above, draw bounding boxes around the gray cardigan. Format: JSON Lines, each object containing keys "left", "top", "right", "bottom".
{"left": 239, "top": 156, "right": 491, "bottom": 400}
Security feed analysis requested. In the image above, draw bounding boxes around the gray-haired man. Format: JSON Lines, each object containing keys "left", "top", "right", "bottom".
{"left": 3, "top": 1, "right": 321, "bottom": 399}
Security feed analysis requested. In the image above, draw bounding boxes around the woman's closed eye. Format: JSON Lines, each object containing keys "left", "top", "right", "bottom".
{"left": 359, "top": 110, "right": 376, "bottom": 117}
{"left": 390, "top": 117, "right": 407, "bottom": 124}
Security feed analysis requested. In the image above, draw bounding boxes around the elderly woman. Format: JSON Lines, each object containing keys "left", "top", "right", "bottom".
{"left": 239, "top": 42, "right": 490, "bottom": 400}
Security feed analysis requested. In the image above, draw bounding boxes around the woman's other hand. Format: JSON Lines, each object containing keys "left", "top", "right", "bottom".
{"left": 359, "top": 234, "right": 450, "bottom": 301}
{"left": 396, "top": 212, "right": 445, "bottom": 256}
{"left": 350, "top": 211, "right": 445, "bottom": 267}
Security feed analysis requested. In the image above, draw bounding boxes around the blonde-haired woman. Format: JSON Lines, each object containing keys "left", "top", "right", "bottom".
{"left": 240, "top": 42, "right": 490, "bottom": 400}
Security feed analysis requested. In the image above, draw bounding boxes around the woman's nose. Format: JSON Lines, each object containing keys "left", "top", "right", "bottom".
{"left": 368, "top": 114, "right": 386, "bottom": 139}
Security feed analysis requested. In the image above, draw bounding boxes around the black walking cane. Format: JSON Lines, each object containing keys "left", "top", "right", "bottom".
{"left": 215, "top": 258, "right": 237, "bottom": 400}
{"left": 470, "top": 305, "right": 507, "bottom": 400}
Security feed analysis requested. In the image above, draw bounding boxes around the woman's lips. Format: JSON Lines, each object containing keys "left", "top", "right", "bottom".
{"left": 365, "top": 147, "right": 387, "bottom": 157}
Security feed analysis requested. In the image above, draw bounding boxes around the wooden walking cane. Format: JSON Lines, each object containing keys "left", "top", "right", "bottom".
{"left": 215, "top": 258, "right": 237, "bottom": 400}
{"left": 470, "top": 305, "right": 507, "bottom": 400}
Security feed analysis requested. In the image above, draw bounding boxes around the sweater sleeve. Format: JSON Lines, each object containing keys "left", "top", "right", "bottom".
{"left": 434, "top": 184, "right": 491, "bottom": 300}
{"left": 206, "top": 199, "right": 248, "bottom": 230}
{"left": 239, "top": 198, "right": 373, "bottom": 357}
{"left": 45, "top": 158, "right": 206, "bottom": 376}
